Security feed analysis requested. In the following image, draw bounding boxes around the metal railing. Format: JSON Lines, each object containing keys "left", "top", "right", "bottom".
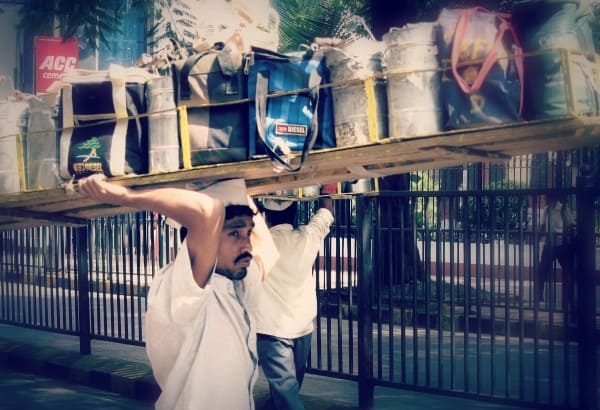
{"left": 307, "top": 185, "right": 600, "bottom": 407}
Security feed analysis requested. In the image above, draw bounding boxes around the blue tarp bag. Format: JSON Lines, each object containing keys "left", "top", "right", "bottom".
{"left": 437, "top": 7, "right": 525, "bottom": 129}
{"left": 247, "top": 46, "right": 335, "bottom": 171}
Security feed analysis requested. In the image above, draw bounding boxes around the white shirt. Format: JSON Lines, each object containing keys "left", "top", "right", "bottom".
{"left": 545, "top": 201, "right": 575, "bottom": 246}
{"left": 145, "top": 240, "right": 261, "bottom": 410}
{"left": 255, "top": 208, "right": 334, "bottom": 339}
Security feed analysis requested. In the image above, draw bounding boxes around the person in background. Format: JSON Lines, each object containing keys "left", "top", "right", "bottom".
{"left": 78, "top": 174, "right": 278, "bottom": 410}
{"left": 536, "top": 191, "right": 576, "bottom": 320}
{"left": 254, "top": 190, "right": 334, "bottom": 410}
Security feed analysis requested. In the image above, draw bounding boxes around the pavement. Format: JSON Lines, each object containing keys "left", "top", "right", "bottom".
{"left": 0, "top": 323, "right": 530, "bottom": 409}
{"left": 0, "top": 366, "right": 153, "bottom": 410}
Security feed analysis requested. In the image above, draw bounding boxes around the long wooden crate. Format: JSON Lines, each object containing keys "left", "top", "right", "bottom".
{"left": 1, "top": 114, "right": 599, "bottom": 230}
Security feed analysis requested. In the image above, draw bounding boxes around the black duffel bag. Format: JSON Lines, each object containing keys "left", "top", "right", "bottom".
{"left": 173, "top": 43, "right": 248, "bottom": 167}
{"left": 51, "top": 66, "right": 153, "bottom": 180}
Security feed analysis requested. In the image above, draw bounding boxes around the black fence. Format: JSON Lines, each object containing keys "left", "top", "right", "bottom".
{"left": 1, "top": 147, "right": 599, "bottom": 408}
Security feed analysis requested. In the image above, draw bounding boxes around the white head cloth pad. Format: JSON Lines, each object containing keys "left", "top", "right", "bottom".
{"left": 196, "top": 178, "right": 249, "bottom": 206}
{"left": 262, "top": 199, "right": 293, "bottom": 211}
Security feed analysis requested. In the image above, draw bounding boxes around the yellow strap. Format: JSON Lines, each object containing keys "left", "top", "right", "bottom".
{"left": 596, "top": 53, "right": 600, "bottom": 92}
{"left": 364, "top": 76, "right": 379, "bottom": 141}
{"left": 178, "top": 106, "right": 192, "bottom": 169}
{"left": 16, "top": 132, "right": 26, "bottom": 191}
{"left": 562, "top": 49, "right": 576, "bottom": 116}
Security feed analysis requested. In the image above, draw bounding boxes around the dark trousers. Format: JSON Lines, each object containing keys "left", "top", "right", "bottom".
{"left": 536, "top": 243, "right": 575, "bottom": 316}
{"left": 257, "top": 333, "right": 312, "bottom": 410}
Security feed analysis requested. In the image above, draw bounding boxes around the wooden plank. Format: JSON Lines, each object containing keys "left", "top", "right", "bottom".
{"left": 1, "top": 115, "right": 599, "bottom": 229}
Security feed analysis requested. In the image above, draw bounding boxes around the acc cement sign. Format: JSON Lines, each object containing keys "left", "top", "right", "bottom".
{"left": 35, "top": 36, "right": 79, "bottom": 93}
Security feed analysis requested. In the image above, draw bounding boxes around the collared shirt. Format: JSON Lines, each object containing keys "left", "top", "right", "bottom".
{"left": 145, "top": 240, "right": 261, "bottom": 410}
{"left": 545, "top": 201, "right": 575, "bottom": 246}
{"left": 255, "top": 208, "right": 334, "bottom": 339}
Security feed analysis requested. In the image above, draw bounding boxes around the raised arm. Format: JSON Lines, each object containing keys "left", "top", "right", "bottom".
{"left": 78, "top": 173, "right": 224, "bottom": 287}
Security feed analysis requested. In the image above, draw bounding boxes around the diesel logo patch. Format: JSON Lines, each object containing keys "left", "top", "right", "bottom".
{"left": 275, "top": 123, "right": 308, "bottom": 137}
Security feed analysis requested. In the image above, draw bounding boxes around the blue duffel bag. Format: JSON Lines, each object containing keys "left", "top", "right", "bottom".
{"left": 437, "top": 7, "right": 525, "bottom": 129}
{"left": 247, "top": 46, "right": 335, "bottom": 172}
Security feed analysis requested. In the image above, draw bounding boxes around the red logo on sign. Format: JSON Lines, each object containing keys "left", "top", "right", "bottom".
{"left": 35, "top": 36, "right": 79, "bottom": 93}
{"left": 275, "top": 123, "right": 308, "bottom": 136}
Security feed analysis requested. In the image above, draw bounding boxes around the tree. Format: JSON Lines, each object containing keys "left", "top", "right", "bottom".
{"left": 17, "top": 0, "right": 151, "bottom": 51}
{"left": 589, "top": 2, "right": 600, "bottom": 51}
{"left": 78, "top": 137, "right": 101, "bottom": 150}
{"left": 16, "top": 1, "right": 600, "bottom": 53}
{"left": 272, "top": 0, "right": 372, "bottom": 51}
{"left": 148, "top": 0, "right": 199, "bottom": 51}
{"left": 369, "top": 0, "right": 515, "bottom": 38}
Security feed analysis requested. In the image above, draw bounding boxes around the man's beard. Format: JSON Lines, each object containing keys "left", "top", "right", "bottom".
{"left": 215, "top": 267, "right": 248, "bottom": 281}
{"left": 215, "top": 252, "right": 252, "bottom": 281}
